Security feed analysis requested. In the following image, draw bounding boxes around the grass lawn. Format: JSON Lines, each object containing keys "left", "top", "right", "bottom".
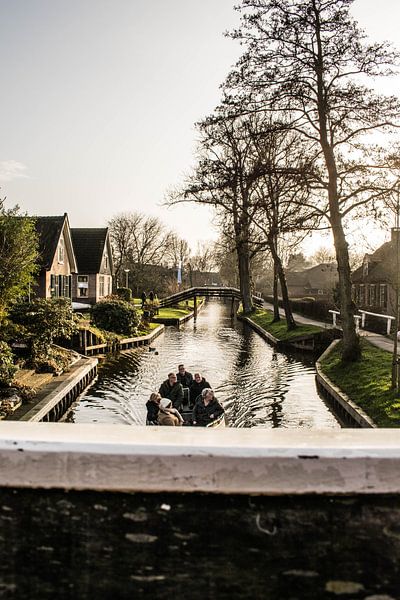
{"left": 246, "top": 309, "right": 324, "bottom": 341}
{"left": 320, "top": 338, "right": 400, "bottom": 427}
{"left": 152, "top": 307, "right": 191, "bottom": 320}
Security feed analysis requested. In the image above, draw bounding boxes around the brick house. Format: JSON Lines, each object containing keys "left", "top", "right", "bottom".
{"left": 285, "top": 263, "right": 338, "bottom": 301}
{"left": 71, "top": 228, "right": 114, "bottom": 305}
{"left": 351, "top": 228, "right": 400, "bottom": 316}
{"left": 34, "top": 214, "right": 77, "bottom": 299}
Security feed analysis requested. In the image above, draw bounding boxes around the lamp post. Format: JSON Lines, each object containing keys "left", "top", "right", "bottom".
{"left": 124, "top": 269, "right": 130, "bottom": 289}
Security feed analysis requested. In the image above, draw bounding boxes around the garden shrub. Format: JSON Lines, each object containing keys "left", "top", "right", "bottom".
{"left": 0, "top": 341, "right": 17, "bottom": 387}
{"left": 9, "top": 298, "right": 77, "bottom": 362}
{"left": 91, "top": 297, "right": 140, "bottom": 336}
{"left": 116, "top": 287, "right": 132, "bottom": 302}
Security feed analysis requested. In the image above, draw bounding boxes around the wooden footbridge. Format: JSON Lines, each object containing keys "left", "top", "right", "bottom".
{"left": 159, "top": 286, "right": 263, "bottom": 317}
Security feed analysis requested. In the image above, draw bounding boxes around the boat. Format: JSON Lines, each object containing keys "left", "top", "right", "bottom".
{"left": 146, "top": 387, "right": 226, "bottom": 427}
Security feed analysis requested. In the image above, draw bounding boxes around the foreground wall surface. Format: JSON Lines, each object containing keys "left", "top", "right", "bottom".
{"left": 1, "top": 424, "right": 400, "bottom": 599}
{"left": 1, "top": 489, "right": 399, "bottom": 599}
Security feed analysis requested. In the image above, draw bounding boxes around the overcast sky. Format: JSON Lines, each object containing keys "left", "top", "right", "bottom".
{"left": 0, "top": 0, "right": 399, "bottom": 253}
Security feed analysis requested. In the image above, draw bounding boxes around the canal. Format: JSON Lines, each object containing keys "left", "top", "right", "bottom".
{"left": 68, "top": 299, "right": 340, "bottom": 429}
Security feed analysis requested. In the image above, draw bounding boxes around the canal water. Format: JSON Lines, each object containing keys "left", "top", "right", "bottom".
{"left": 68, "top": 300, "right": 340, "bottom": 428}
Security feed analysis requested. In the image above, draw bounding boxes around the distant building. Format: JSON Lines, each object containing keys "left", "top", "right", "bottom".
{"left": 71, "top": 228, "right": 114, "bottom": 305}
{"left": 34, "top": 213, "right": 77, "bottom": 299}
{"left": 285, "top": 263, "right": 338, "bottom": 301}
{"left": 351, "top": 228, "right": 400, "bottom": 315}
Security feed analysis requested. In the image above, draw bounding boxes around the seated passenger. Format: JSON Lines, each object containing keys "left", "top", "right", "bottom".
{"left": 159, "top": 372, "right": 184, "bottom": 410}
{"left": 189, "top": 372, "right": 211, "bottom": 407}
{"left": 146, "top": 392, "right": 161, "bottom": 424}
{"left": 192, "top": 388, "right": 224, "bottom": 427}
{"left": 176, "top": 364, "right": 193, "bottom": 388}
{"left": 158, "top": 398, "right": 184, "bottom": 426}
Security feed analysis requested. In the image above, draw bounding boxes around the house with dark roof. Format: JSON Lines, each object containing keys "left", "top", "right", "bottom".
{"left": 284, "top": 263, "right": 338, "bottom": 301}
{"left": 34, "top": 213, "right": 77, "bottom": 299}
{"left": 71, "top": 228, "right": 114, "bottom": 305}
{"left": 351, "top": 228, "right": 399, "bottom": 315}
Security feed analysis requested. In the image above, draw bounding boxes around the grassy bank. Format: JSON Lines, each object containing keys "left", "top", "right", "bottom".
{"left": 320, "top": 338, "right": 400, "bottom": 427}
{"left": 245, "top": 309, "right": 324, "bottom": 341}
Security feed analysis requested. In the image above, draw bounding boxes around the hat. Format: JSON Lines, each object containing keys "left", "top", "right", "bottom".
{"left": 160, "top": 398, "right": 172, "bottom": 409}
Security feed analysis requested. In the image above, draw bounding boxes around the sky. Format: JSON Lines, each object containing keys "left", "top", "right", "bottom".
{"left": 0, "top": 0, "right": 399, "bottom": 254}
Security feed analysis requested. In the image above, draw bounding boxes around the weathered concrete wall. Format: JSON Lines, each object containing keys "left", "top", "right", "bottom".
{"left": 1, "top": 424, "right": 400, "bottom": 598}
{"left": 0, "top": 489, "right": 399, "bottom": 599}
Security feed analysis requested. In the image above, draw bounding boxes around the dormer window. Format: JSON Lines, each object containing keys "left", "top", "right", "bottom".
{"left": 58, "top": 238, "right": 65, "bottom": 264}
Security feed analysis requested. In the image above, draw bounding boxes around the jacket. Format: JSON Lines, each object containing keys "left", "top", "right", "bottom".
{"left": 192, "top": 398, "right": 224, "bottom": 427}
{"left": 158, "top": 409, "right": 181, "bottom": 426}
{"left": 146, "top": 400, "right": 159, "bottom": 424}
{"left": 189, "top": 378, "right": 211, "bottom": 406}
{"left": 176, "top": 371, "right": 193, "bottom": 388}
{"left": 158, "top": 380, "right": 184, "bottom": 410}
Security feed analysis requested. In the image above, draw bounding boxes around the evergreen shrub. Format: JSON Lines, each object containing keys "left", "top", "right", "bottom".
{"left": 116, "top": 287, "right": 132, "bottom": 302}
{"left": 0, "top": 341, "right": 17, "bottom": 387}
{"left": 91, "top": 296, "right": 140, "bottom": 336}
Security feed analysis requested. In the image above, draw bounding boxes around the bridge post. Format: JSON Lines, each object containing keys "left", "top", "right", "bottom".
{"left": 194, "top": 295, "right": 197, "bottom": 319}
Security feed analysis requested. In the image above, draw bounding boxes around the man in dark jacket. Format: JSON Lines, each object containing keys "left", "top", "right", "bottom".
{"left": 189, "top": 372, "right": 211, "bottom": 407}
{"left": 176, "top": 364, "right": 193, "bottom": 388}
{"left": 159, "top": 373, "right": 184, "bottom": 410}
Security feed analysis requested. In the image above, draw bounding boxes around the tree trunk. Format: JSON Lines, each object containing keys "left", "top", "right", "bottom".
{"left": 314, "top": 6, "right": 360, "bottom": 362}
{"left": 237, "top": 243, "right": 253, "bottom": 314}
{"left": 272, "top": 261, "right": 280, "bottom": 322}
{"left": 268, "top": 238, "right": 296, "bottom": 330}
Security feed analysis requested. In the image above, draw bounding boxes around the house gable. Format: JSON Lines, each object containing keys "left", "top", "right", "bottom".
{"left": 71, "top": 228, "right": 114, "bottom": 275}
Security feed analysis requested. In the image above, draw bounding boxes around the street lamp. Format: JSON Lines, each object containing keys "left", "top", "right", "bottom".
{"left": 124, "top": 269, "right": 130, "bottom": 289}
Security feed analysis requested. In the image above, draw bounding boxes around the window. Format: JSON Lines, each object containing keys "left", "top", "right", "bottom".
{"left": 359, "top": 284, "right": 365, "bottom": 305}
{"left": 77, "top": 275, "right": 88, "bottom": 297}
{"left": 104, "top": 254, "right": 108, "bottom": 269}
{"left": 363, "top": 260, "right": 369, "bottom": 276}
{"left": 99, "top": 276, "right": 105, "bottom": 297}
{"left": 317, "top": 289, "right": 324, "bottom": 295}
{"left": 58, "top": 238, "right": 65, "bottom": 264}
{"left": 380, "top": 284, "right": 387, "bottom": 308}
{"left": 369, "top": 284, "right": 376, "bottom": 306}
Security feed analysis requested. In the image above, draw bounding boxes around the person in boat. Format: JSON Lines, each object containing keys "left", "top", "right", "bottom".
{"left": 146, "top": 392, "right": 161, "bottom": 424}
{"left": 176, "top": 364, "right": 193, "bottom": 388}
{"left": 158, "top": 398, "right": 184, "bottom": 426}
{"left": 189, "top": 372, "right": 211, "bottom": 407}
{"left": 192, "top": 388, "right": 224, "bottom": 427}
{"left": 158, "top": 372, "right": 184, "bottom": 410}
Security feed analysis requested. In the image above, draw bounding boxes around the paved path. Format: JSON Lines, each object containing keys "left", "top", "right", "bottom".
{"left": 262, "top": 301, "right": 396, "bottom": 354}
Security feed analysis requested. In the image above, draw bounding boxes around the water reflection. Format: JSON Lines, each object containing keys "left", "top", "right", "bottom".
{"left": 68, "top": 300, "right": 340, "bottom": 429}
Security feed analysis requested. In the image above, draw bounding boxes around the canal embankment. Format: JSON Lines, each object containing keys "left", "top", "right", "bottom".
{"left": 247, "top": 304, "right": 400, "bottom": 428}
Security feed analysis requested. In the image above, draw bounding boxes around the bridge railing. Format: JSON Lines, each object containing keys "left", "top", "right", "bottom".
{"left": 158, "top": 286, "right": 263, "bottom": 309}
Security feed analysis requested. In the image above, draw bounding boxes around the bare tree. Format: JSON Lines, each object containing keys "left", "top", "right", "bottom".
{"left": 225, "top": 0, "right": 400, "bottom": 360}
{"left": 109, "top": 212, "right": 172, "bottom": 292}
{"left": 169, "top": 115, "right": 264, "bottom": 313}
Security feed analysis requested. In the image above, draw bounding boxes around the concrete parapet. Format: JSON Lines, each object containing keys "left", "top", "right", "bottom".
{"left": 0, "top": 423, "right": 398, "bottom": 494}
{"left": 1, "top": 425, "right": 400, "bottom": 597}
